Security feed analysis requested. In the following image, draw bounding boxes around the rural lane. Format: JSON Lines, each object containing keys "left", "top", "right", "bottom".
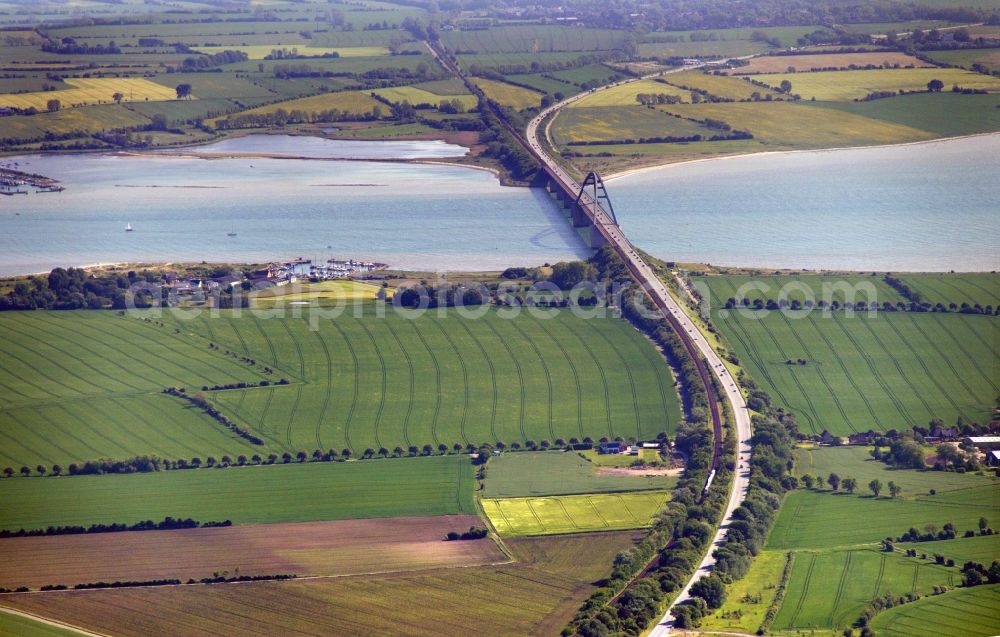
{"left": 524, "top": 70, "right": 754, "bottom": 635}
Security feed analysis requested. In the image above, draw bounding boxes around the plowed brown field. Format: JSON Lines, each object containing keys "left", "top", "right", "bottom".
{"left": 0, "top": 515, "right": 505, "bottom": 589}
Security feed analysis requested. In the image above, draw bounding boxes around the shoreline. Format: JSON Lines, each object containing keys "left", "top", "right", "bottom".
{"left": 5, "top": 258, "right": 997, "bottom": 280}
{"left": 602, "top": 130, "right": 1000, "bottom": 181}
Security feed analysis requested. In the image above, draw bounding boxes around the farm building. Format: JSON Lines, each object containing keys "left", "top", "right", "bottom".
{"left": 599, "top": 441, "right": 626, "bottom": 454}
{"left": 964, "top": 436, "right": 1000, "bottom": 451}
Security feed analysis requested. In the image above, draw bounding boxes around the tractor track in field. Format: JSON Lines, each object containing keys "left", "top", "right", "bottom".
{"left": 509, "top": 319, "right": 556, "bottom": 445}
{"left": 383, "top": 319, "right": 417, "bottom": 447}
{"left": 805, "top": 313, "right": 884, "bottom": 429}
{"left": 358, "top": 321, "right": 388, "bottom": 451}
{"left": 535, "top": 317, "right": 585, "bottom": 442}
{"left": 433, "top": 320, "right": 471, "bottom": 447}
{"left": 328, "top": 319, "right": 359, "bottom": 452}
{"left": 457, "top": 318, "right": 497, "bottom": 445}
{"left": 778, "top": 312, "right": 854, "bottom": 432}
{"left": 484, "top": 318, "right": 528, "bottom": 445}
{"left": 411, "top": 321, "right": 443, "bottom": 447}
{"left": 562, "top": 318, "right": 614, "bottom": 439}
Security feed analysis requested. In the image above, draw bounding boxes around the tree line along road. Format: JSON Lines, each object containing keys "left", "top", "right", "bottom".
{"left": 522, "top": 68, "right": 755, "bottom": 635}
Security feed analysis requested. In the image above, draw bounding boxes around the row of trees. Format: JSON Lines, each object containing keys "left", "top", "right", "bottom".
{"left": 164, "top": 388, "right": 265, "bottom": 445}
{"left": 562, "top": 248, "right": 732, "bottom": 635}
{"left": 0, "top": 516, "right": 231, "bottom": 538}
{"left": 884, "top": 275, "right": 997, "bottom": 315}
{"left": 676, "top": 382, "right": 801, "bottom": 629}
{"left": 800, "top": 472, "right": 900, "bottom": 498}
{"left": 897, "top": 517, "right": 991, "bottom": 543}
{"left": 31, "top": 572, "right": 297, "bottom": 594}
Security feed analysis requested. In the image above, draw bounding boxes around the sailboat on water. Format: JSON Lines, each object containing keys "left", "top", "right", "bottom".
{"left": 125, "top": 223, "right": 133, "bottom": 232}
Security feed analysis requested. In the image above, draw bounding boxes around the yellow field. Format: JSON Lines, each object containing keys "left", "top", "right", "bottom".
{"left": 664, "top": 70, "right": 780, "bottom": 100}
{"left": 0, "top": 78, "right": 180, "bottom": 110}
{"left": 473, "top": 77, "right": 543, "bottom": 110}
{"left": 253, "top": 280, "right": 387, "bottom": 307}
{"left": 215, "top": 90, "right": 385, "bottom": 123}
{"left": 659, "top": 101, "right": 935, "bottom": 148}
{"left": 482, "top": 491, "right": 670, "bottom": 536}
{"left": 753, "top": 67, "right": 1000, "bottom": 101}
{"left": 193, "top": 45, "right": 389, "bottom": 59}
{"left": 569, "top": 79, "right": 691, "bottom": 108}
{"left": 730, "top": 52, "right": 933, "bottom": 75}
{"left": 372, "top": 86, "right": 478, "bottom": 110}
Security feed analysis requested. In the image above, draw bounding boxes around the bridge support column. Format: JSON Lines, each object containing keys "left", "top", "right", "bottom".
{"left": 590, "top": 225, "right": 609, "bottom": 249}
{"left": 569, "top": 202, "right": 590, "bottom": 228}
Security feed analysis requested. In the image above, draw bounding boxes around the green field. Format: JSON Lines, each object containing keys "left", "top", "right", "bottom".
{"left": 753, "top": 68, "right": 1000, "bottom": 101}
{"left": 772, "top": 548, "right": 957, "bottom": 631}
{"left": 756, "top": 446, "right": 999, "bottom": 633}
{"left": 372, "top": 85, "right": 477, "bottom": 109}
{"left": 897, "top": 273, "right": 1000, "bottom": 308}
{"left": 708, "top": 304, "right": 998, "bottom": 434}
{"left": 193, "top": 45, "right": 389, "bottom": 59}
{"left": 700, "top": 549, "right": 788, "bottom": 633}
{"left": 870, "top": 584, "right": 1000, "bottom": 637}
{"left": 813, "top": 93, "right": 1000, "bottom": 137}
{"left": 212, "top": 90, "right": 385, "bottom": 123}
{"left": 482, "top": 451, "right": 675, "bottom": 497}
{"left": 926, "top": 47, "right": 1000, "bottom": 73}
{"left": 0, "top": 610, "right": 78, "bottom": 637}
{"left": 411, "top": 79, "right": 470, "bottom": 95}
{"left": 442, "top": 25, "right": 625, "bottom": 53}
{"left": 0, "top": 312, "right": 271, "bottom": 469}
{"left": 0, "top": 309, "right": 680, "bottom": 468}
{"left": 770, "top": 448, "right": 999, "bottom": 549}
{"left": 0, "top": 104, "right": 151, "bottom": 143}
{"left": 0, "top": 456, "right": 474, "bottom": 530}
{"left": 699, "top": 274, "right": 905, "bottom": 307}
{"left": 913, "top": 535, "right": 1000, "bottom": 565}
{"left": 482, "top": 491, "right": 670, "bottom": 536}
{"left": 456, "top": 51, "right": 601, "bottom": 72}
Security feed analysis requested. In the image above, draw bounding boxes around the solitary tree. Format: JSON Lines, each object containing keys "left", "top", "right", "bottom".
{"left": 3, "top": 467, "right": 13, "bottom": 478}
{"left": 843, "top": 477, "right": 857, "bottom": 494}
{"left": 175, "top": 83, "right": 192, "bottom": 99}
{"left": 36, "top": 464, "right": 46, "bottom": 476}
{"left": 779, "top": 79, "right": 793, "bottom": 93}
{"left": 827, "top": 473, "right": 841, "bottom": 491}
{"left": 112, "top": 91, "right": 124, "bottom": 104}
{"left": 46, "top": 98, "right": 61, "bottom": 112}
{"left": 927, "top": 79, "right": 944, "bottom": 92}
{"left": 801, "top": 474, "right": 815, "bottom": 489}
{"left": 20, "top": 466, "right": 30, "bottom": 477}
{"left": 869, "top": 479, "right": 883, "bottom": 497}
{"left": 296, "top": 450, "right": 307, "bottom": 463}
{"left": 980, "top": 517, "right": 989, "bottom": 531}
{"left": 888, "top": 481, "right": 901, "bottom": 498}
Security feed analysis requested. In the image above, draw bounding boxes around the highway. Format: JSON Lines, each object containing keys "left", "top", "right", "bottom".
{"left": 427, "top": 37, "right": 756, "bottom": 631}
{"left": 523, "top": 71, "right": 754, "bottom": 635}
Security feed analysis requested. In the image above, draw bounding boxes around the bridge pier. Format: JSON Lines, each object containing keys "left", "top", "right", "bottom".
{"left": 545, "top": 177, "right": 609, "bottom": 249}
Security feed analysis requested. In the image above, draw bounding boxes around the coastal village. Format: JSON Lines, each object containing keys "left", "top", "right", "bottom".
{"left": 164, "top": 257, "right": 386, "bottom": 301}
